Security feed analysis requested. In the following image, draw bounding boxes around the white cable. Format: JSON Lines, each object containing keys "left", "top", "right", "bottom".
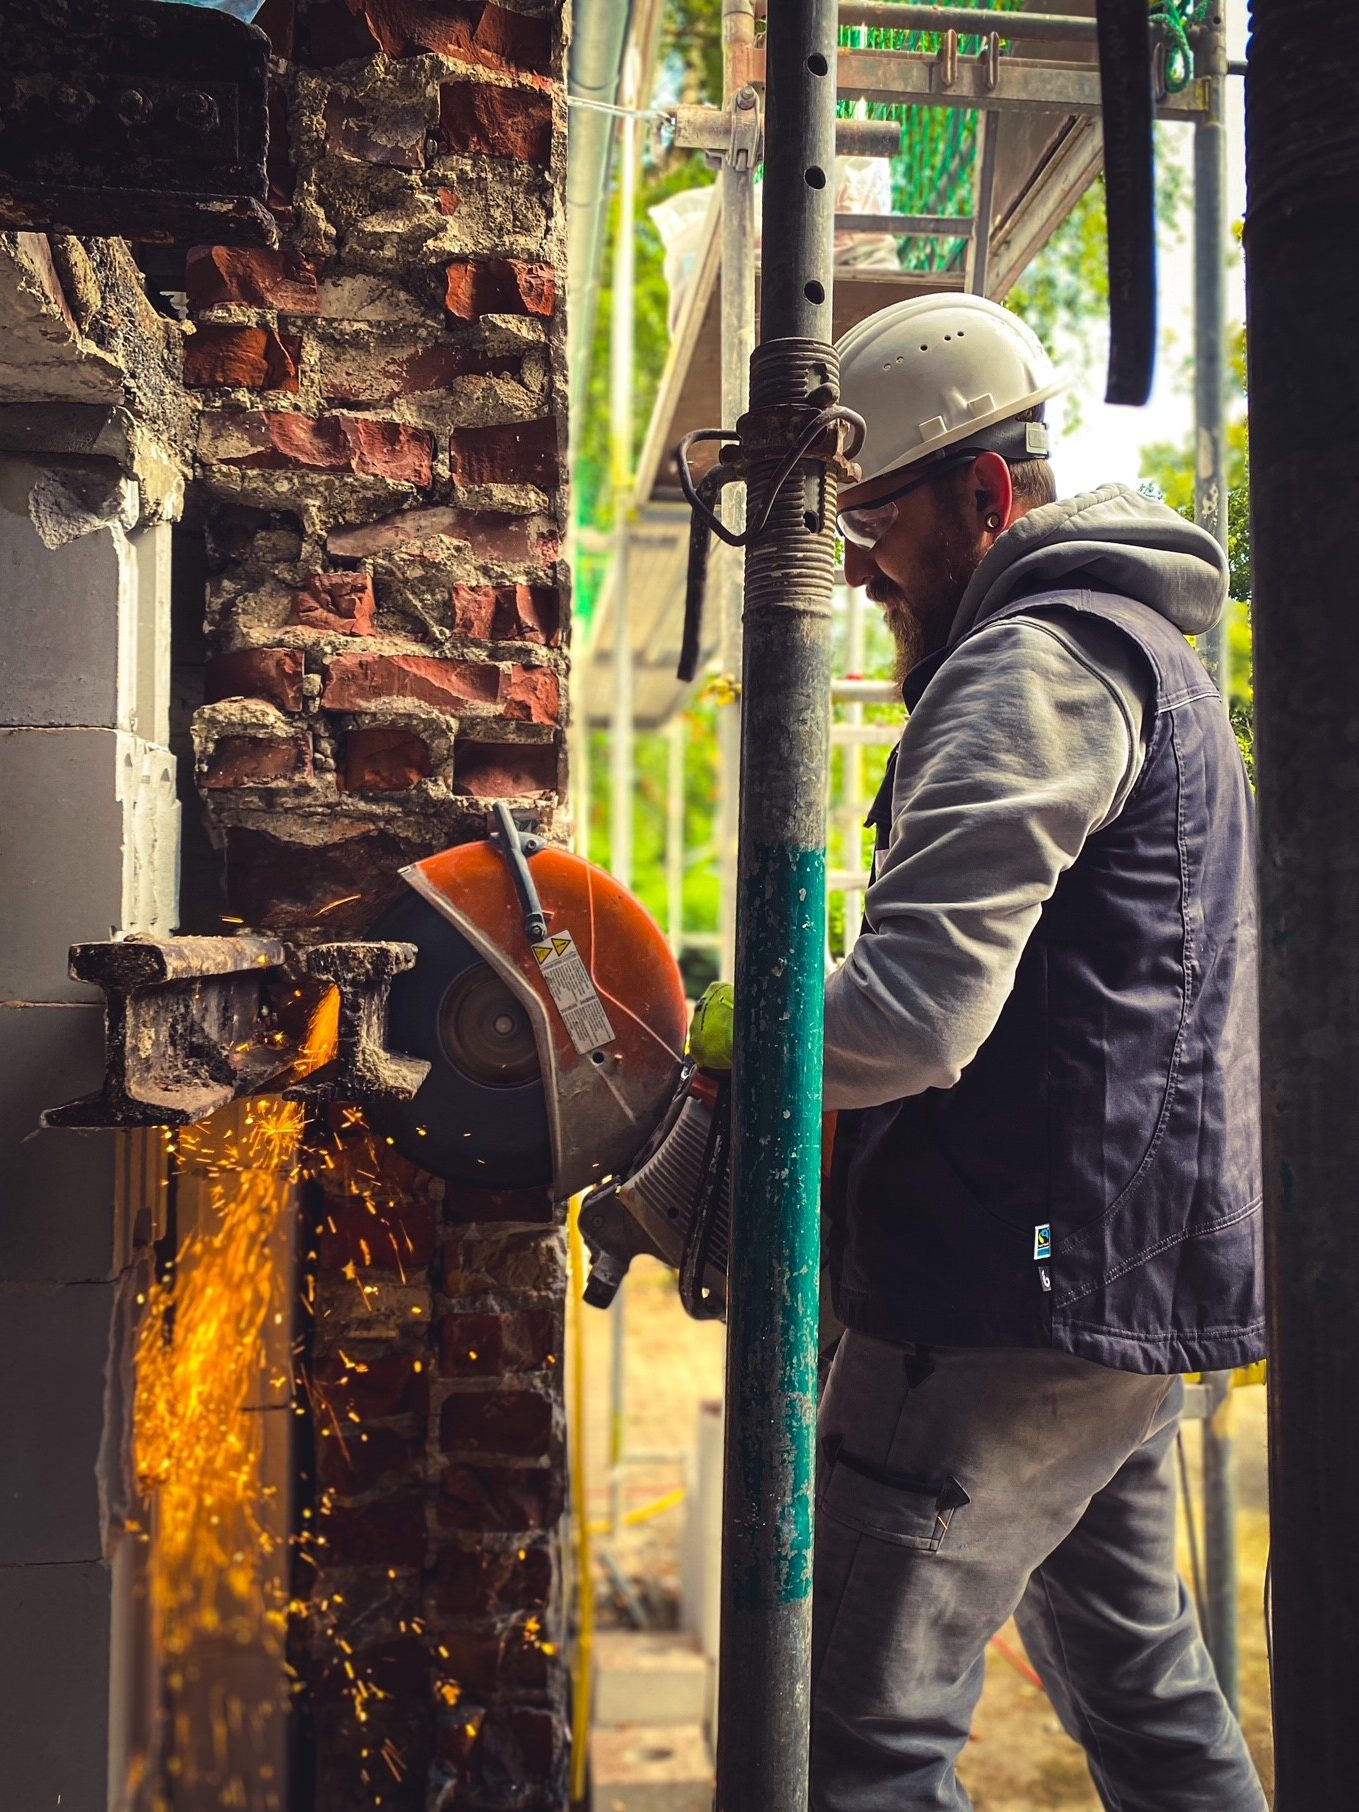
{"left": 567, "top": 92, "right": 673, "bottom": 126}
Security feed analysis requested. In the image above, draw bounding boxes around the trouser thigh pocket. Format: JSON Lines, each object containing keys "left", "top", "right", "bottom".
{"left": 818, "top": 1442, "right": 970, "bottom": 1554}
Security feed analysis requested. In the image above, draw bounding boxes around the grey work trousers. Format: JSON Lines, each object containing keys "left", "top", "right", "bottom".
{"left": 810, "top": 1333, "right": 1267, "bottom": 1811}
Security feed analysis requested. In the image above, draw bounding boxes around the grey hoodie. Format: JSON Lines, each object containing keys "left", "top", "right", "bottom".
{"left": 821, "top": 484, "right": 1230, "bottom": 1112}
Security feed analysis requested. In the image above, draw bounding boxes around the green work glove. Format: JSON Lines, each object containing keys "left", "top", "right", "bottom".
{"left": 689, "top": 980, "right": 734, "bottom": 1071}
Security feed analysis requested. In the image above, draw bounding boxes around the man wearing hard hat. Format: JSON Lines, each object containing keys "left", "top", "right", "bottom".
{"left": 814, "top": 295, "right": 1266, "bottom": 1810}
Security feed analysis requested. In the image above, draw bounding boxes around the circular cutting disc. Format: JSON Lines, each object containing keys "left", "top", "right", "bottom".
{"left": 366, "top": 885, "right": 553, "bottom": 1188}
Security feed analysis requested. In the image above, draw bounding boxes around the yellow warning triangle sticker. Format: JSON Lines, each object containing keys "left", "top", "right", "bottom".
{"left": 533, "top": 944, "right": 552, "bottom": 964}
{"left": 552, "top": 935, "right": 572, "bottom": 956}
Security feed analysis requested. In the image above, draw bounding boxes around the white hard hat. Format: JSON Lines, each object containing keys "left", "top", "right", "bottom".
{"left": 836, "top": 293, "right": 1064, "bottom": 486}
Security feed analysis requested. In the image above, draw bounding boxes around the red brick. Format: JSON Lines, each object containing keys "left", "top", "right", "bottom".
{"left": 254, "top": 0, "right": 297, "bottom": 58}
{"left": 200, "top": 734, "right": 311, "bottom": 788}
{"left": 342, "top": 725, "right": 435, "bottom": 793}
{"left": 317, "top": 1191, "right": 437, "bottom": 1270}
{"left": 288, "top": 570, "right": 377, "bottom": 636}
{"left": 300, "top": 0, "right": 382, "bottom": 63}
{"left": 318, "top": 1490, "right": 426, "bottom": 1566}
{"left": 205, "top": 647, "right": 305, "bottom": 712}
{"left": 324, "top": 90, "right": 427, "bottom": 169}
{"left": 438, "top": 1463, "right": 563, "bottom": 1533}
{"left": 186, "top": 246, "right": 321, "bottom": 313}
{"left": 445, "top": 257, "right": 556, "bottom": 321}
{"left": 322, "top": 652, "right": 503, "bottom": 713}
{"left": 315, "top": 1425, "right": 424, "bottom": 1496}
{"left": 200, "top": 412, "right": 434, "bottom": 486}
{"left": 439, "top": 1706, "right": 559, "bottom": 1796}
{"left": 504, "top": 665, "right": 560, "bottom": 724}
{"left": 454, "top": 738, "right": 557, "bottom": 798}
{"left": 433, "top": 1540, "right": 552, "bottom": 1615}
{"left": 450, "top": 418, "right": 558, "bottom": 490}
{"left": 327, "top": 505, "right": 544, "bottom": 566}
{"left": 440, "top": 1227, "right": 566, "bottom": 1298}
{"left": 319, "top": 1125, "right": 442, "bottom": 1200}
{"left": 439, "top": 81, "right": 552, "bottom": 163}
{"left": 443, "top": 1182, "right": 556, "bottom": 1226}
{"left": 184, "top": 324, "right": 300, "bottom": 391}
{"left": 430, "top": 1621, "right": 551, "bottom": 1695}
{"left": 319, "top": 340, "right": 519, "bottom": 406}
{"left": 330, "top": 1, "right": 552, "bottom": 73}
{"left": 312, "top": 1348, "right": 430, "bottom": 1420}
{"left": 492, "top": 584, "right": 559, "bottom": 645}
{"left": 438, "top": 1308, "right": 558, "bottom": 1377}
{"left": 439, "top": 1387, "right": 553, "bottom": 1459}
{"left": 451, "top": 582, "right": 498, "bottom": 638}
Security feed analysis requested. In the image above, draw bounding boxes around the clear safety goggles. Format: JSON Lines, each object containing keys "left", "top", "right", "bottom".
{"left": 836, "top": 450, "right": 979, "bottom": 550}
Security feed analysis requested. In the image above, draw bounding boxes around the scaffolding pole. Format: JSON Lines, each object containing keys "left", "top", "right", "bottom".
{"left": 1245, "top": 3, "right": 1359, "bottom": 1802}
{"left": 607, "top": 75, "right": 639, "bottom": 1543}
{"left": 716, "top": 0, "right": 839, "bottom": 1803}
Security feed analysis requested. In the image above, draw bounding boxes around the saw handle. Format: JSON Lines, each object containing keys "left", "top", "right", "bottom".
{"left": 490, "top": 801, "right": 548, "bottom": 942}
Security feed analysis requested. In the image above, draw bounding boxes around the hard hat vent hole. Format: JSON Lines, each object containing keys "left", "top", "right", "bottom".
{"left": 805, "top": 280, "right": 825, "bottom": 305}
{"left": 590, "top": 1049, "right": 607, "bottom": 1065}
{"left": 807, "top": 52, "right": 829, "bottom": 75}
{"left": 804, "top": 165, "right": 826, "bottom": 189}
{"left": 920, "top": 344, "right": 929, "bottom": 351}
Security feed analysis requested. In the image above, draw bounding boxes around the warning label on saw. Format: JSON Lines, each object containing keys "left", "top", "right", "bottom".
{"left": 531, "top": 931, "right": 616, "bottom": 1055}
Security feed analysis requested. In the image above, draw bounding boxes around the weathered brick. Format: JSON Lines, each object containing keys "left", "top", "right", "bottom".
{"left": 328, "top": 506, "right": 545, "bottom": 566}
{"left": 300, "top": 0, "right": 381, "bottom": 64}
{"left": 443, "top": 1183, "right": 556, "bottom": 1227}
{"left": 492, "top": 584, "right": 559, "bottom": 645}
{"left": 445, "top": 258, "right": 556, "bottom": 322}
{"left": 438, "top": 1308, "right": 558, "bottom": 1377}
{"left": 320, "top": 340, "right": 520, "bottom": 405}
{"left": 289, "top": 570, "right": 378, "bottom": 636}
{"left": 318, "top": 1190, "right": 437, "bottom": 1271}
{"left": 319, "top": 1125, "right": 443, "bottom": 1201}
{"left": 451, "top": 582, "right": 498, "bottom": 638}
{"left": 439, "top": 80, "right": 552, "bottom": 163}
{"left": 438, "top": 1463, "right": 563, "bottom": 1533}
{"left": 199, "top": 412, "right": 434, "bottom": 487}
{"left": 184, "top": 323, "right": 300, "bottom": 391}
{"left": 205, "top": 647, "right": 305, "bottom": 712}
{"left": 315, "top": 1424, "right": 424, "bottom": 1496}
{"left": 200, "top": 733, "right": 312, "bottom": 788}
{"left": 439, "top": 1388, "right": 554, "bottom": 1459}
{"left": 504, "top": 665, "right": 560, "bottom": 724}
{"left": 440, "top": 1227, "right": 566, "bottom": 1299}
{"left": 433, "top": 1540, "right": 552, "bottom": 1615}
{"left": 342, "top": 725, "right": 436, "bottom": 793}
{"left": 454, "top": 738, "right": 557, "bottom": 798}
{"left": 318, "top": 1490, "right": 427, "bottom": 1566}
{"left": 254, "top": 0, "right": 297, "bottom": 59}
{"left": 325, "top": 90, "right": 428, "bottom": 169}
{"left": 431, "top": 1620, "right": 551, "bottom": 1695}
{"left": 322, "top": 652, "right": 502, "bottom": 713}
{"left": 318, "top": 1, "right": 553, "bottom": 72}
{"left": 186, "top": 245, "right": 321, "bottom": 313}
{"left": 434, "top": 1702, "right": 560, "bottom": 1790}
{"left": 450, "top": 418, "right": 558, "bottom": 491}
{"left": 312, "top": 1348, "right": 430, "bottom": 1421}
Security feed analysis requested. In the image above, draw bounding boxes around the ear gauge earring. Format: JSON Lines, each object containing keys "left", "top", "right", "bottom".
{"left": 985, "top": 511, "right": 1003, "bottom": 531}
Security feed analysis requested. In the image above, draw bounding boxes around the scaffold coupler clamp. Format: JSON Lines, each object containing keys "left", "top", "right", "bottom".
{"left": 673, "top": 352, "right": 864, "bottom": 683}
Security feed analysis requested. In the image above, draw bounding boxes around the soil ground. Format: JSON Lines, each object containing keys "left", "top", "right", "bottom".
{"left": 574, "top": 1256, "right": 1274, "bottom": 1807}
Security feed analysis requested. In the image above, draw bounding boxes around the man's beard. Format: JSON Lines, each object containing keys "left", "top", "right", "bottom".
{"left": 869, "top": 513, "right": 982, "bottom": 683}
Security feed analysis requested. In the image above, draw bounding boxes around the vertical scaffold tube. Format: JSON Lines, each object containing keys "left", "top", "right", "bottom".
{"left": 715, "top": 2, "right": 839, "bottom": 1807}
{"left": 1244, "top": 2, "right": 1359, "bottom": 1803}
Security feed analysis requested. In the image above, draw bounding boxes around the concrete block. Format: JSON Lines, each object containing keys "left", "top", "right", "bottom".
{"left": 0, "top": 1560, "right": 112, "bottom": 1810}
{"left": 0, "top": 1282, "right": 114, "bottom": 1564}
{"left": 589, "top": 1724, "right": 713, "bottom": 1812}
{"left": 0, "top": 727, "right": 180, "bottom": 1002}
{"left": 0, "top": 456, "right": 142, "bottom": 731}
{"left": 594, "top": 1631, "right": 709, "bottom": 1729}
{"left": 0, "top": 1002, "right": 122, "bottom": 1283}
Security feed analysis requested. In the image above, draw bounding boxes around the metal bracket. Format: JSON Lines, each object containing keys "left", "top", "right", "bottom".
{"left": 43, "top": 933, "right": 293, "bottom": 1129}
{"left": 283, "top": 943, "right": 430, "bottom": 1106}
{"left": 728, "top": 85, "right": 761, "bottom": 171}
{"left": 0, "top": 0, "right": 276, "bottom": 246}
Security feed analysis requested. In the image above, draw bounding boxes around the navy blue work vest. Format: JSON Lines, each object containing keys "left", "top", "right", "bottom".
{"left": 830, "top": 588, "right": 1265, "bottom": 1374}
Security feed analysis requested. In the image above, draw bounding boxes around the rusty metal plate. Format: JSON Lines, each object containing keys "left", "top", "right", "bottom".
{"left": 0, "top": 0, "right": 275, "bottom": 245}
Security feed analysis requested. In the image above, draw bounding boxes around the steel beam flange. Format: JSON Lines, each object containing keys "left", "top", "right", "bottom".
{"left": 43, "top": 933, "right": 291, "bottom": 1129}
{"left": 283, "top": 942, "right": 431, "bottom": 1106}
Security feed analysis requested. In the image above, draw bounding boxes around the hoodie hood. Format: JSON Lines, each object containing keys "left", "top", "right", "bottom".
{"left": 948, "top": 483, "right": 1229, "bottom": 647}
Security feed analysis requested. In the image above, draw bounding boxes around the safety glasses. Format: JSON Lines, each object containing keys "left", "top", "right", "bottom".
{"left": 836, "top": 450, "right": 977, "bottom": 550}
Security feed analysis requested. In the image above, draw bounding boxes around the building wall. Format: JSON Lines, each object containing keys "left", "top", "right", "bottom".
{"left": 185, "top": 4, "right": 571, "bottom": 1807}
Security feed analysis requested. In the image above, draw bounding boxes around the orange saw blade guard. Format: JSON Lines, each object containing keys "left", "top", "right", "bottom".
{"left": 400, "top": 830, "right": 688, "bottom": 1199}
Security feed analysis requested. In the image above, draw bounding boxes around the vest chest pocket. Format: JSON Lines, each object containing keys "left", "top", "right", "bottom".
{"left": 818, "top": 1447, "right": 970, "bottom": 1553}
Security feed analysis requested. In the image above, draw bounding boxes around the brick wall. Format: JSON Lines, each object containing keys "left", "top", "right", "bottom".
{"left": 185, "top": 3, "right": 571, "bottom": 1805}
